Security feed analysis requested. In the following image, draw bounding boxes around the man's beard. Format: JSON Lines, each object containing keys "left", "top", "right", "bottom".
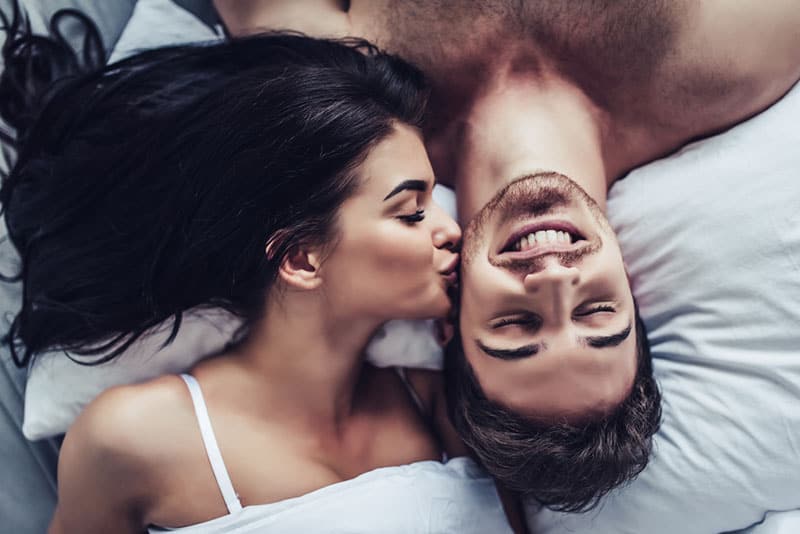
{"left": 461, "top": 171, "right": 610, "bottom": 266}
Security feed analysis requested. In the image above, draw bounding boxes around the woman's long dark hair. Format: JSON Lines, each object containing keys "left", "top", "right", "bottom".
{"left": 0, "top": 5, "right": 428, "bottom": 367}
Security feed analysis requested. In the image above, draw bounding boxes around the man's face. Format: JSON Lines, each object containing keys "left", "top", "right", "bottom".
{"left": 459, "top": 172, "right": 638, "bottom": 420}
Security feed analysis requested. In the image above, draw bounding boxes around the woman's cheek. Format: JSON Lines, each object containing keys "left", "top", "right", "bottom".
{"left": 399, "top": 231, "right": 435, "bottom": 275}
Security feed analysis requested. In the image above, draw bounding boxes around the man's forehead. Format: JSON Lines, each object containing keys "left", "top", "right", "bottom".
{"left": 474, "top": 342, "right": 639, "bottom": 419}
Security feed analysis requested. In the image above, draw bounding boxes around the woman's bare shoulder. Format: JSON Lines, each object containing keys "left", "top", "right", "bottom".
{"left": 73, "top": 375, "right": 194, "bottom": 454}
{"left": 64, "top": 375, "right": 198, "bottom": 483}
{"left": 54, "top": 375, "right": 197, "bottom": 532}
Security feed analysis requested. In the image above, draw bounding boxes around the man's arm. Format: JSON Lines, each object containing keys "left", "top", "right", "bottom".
{"left": 686, "top": 0, "right": 799, "bottom": 81}
{"left": 671, "top": 0, "right": 800, "bottom": 116}
{"left": 213, "top": 0, "right": 351, "bottom": 38}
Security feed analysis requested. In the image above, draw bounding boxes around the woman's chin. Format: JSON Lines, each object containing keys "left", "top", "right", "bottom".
{"left": 417, "top": 293, "right": 453, "bottom": 321}
{"left": 387, "top": 301, "right": 450, "bottom": 322}
{"left": 378, "top": 285, "right": 455, "bottom": 322}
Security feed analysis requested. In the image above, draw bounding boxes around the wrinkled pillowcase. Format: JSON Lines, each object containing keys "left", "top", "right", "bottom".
{"left": 529, "top": 82, "right": 800, "bottom": 534}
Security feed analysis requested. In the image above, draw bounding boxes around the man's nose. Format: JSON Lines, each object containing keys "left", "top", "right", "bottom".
{"left": 522, "top": 258, "right": 580, "bottom": 322}
{"left": 522, "top": 256, "right": 580, "bottom": 292}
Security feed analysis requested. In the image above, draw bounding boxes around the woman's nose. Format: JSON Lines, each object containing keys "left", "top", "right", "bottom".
{"left": 430, "top": 204, "right": 461, "bottom": 250}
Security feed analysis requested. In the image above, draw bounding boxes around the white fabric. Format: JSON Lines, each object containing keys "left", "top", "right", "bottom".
{"left": 737, "top": 510, "right": 800, "bottom": 534}
{"left": 108, "top": 0, "right": 222, "bottom": 64}
{"left": 179, "top": 374, "right": 242, "bottom": 514}
{"left": 22, "top": 308, "right": 240, "bottom": 440}
{"left": 148, "top": 372, "right": 508, "bottom": 533}
{"left": 21, "top": 1, "right": 448, "bottom": 441}
{"left": 529, "top": 83, "right": 800, "bottom": 533}
{"left": 147, "top": 456, "right": 510, "bottom": 534}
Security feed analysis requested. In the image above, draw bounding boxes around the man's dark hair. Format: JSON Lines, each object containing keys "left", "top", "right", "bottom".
{"left": 444, "top": 305, "right": 661, "bottom": 513}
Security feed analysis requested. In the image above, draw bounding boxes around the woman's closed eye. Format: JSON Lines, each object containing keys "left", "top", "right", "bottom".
{"left": 397, "top": 209, "right": 426, "bottom": 223}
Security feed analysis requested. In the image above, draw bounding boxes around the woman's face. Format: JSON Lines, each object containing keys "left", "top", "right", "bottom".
{"left": 320, "top": 123, "right": 461, "bottom": 321}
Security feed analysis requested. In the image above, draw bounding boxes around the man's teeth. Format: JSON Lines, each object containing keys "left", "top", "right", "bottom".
{"left": 515, "top": 230, "right": 573, "bottom": 251}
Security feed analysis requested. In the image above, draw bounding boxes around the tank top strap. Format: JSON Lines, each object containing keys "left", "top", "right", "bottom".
{"left": 394, "top": 368, "right": 450, "bottom": 463}
{"left": 394, "top": 367, "right": 428, "bottom": 417}
{"left": 179, "top": 374, "right": 243, "bottom": 514}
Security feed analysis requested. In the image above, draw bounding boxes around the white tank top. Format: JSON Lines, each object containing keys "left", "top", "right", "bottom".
{"left": 147, "top": 374, "right": 512, "bottom": 533}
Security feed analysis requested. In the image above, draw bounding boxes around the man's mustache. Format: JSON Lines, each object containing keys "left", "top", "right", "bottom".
{"left": 490, "top": 239, "right": 601, "bottom": 272}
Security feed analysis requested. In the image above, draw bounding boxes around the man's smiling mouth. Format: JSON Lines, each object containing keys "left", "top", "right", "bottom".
{"left": 498, "top": 219, "right": 586, "bottom": 255}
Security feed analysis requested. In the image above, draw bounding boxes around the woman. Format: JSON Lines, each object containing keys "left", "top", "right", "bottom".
{"left": 0, "top": 7, "right": 522, "bottom": 534}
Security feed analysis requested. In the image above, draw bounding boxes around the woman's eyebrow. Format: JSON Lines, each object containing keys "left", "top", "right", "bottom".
{"left": 383, "top": 179, "right": 428, "bottom": 201}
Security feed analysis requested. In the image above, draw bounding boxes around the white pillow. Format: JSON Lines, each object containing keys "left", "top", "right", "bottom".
{"left": 740, "top": 511, "right": 800, "bottom": 534}
{"left": 20, "top": 0, "right": 451, "bottom": 441}
{"left": 107, "top": 0, "right": 223, "bottom": 64}
{"left": 529, "top": 83, "right": 800, "bottom": 533}
{"left": 22, "top": 308, "right": 241, "bottom": 440}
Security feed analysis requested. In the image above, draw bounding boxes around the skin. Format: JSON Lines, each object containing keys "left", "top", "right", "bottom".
{"left": 215, "top": 1, "right": 800, "bottom": 203}
{"left": 213, "top": 0, "right": 799, "bottom": 417}
{"left": 49, "top": 125, "right": 486, "bottom": 533}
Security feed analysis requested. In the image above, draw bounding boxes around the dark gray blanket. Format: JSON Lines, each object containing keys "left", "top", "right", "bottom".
{"left": 0, "top": 1, "right": 136, "bottom": 531}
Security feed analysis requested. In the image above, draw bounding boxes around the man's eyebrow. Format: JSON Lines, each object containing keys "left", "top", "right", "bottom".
{"left": 475, "top": 339, "right": 541, "bottom": 360}
{"left": 583, "top": 323, "right": 633, "bottom": 349}
{"left": 475, "top": 322, "right": 631, "bottom": 360}
{"left": 383, "top": 179, "right": 427, "bottom": 201}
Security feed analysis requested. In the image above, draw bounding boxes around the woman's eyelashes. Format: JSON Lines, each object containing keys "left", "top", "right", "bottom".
{"left": 397, "top": 208, "right": 426, "bottom": 224}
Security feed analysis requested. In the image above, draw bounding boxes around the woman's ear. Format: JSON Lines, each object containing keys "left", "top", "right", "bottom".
{"left": 273, "top": 244, "right": 323, "bottom": 290}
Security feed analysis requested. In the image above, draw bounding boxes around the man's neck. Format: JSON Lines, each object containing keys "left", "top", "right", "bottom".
{"left": 450, "top": 69, "right": 612, "bottom": 222}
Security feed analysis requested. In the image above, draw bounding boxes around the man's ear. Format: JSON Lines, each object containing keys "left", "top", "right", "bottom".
{"left": 274, "top": 244, "right": 323, "bottom": 290}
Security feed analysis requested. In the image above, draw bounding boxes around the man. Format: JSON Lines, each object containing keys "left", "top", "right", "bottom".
{"left": 217, "top": 0, "right": 800, "bottom": 513}
{"left": 448, "top": 170, "right": 660, "bottom": 511}
{"left": 215, "top": 1, "right": 799, "bottom": 213}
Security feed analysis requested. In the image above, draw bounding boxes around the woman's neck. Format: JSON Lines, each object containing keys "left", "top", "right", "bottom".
{"left": 232, "top": 290, "right": 382, "bottom": 430}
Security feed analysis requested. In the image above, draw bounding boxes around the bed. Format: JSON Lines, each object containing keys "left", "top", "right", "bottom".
{"left": 1, "top": 2, "right": 798, "bottom": 533}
